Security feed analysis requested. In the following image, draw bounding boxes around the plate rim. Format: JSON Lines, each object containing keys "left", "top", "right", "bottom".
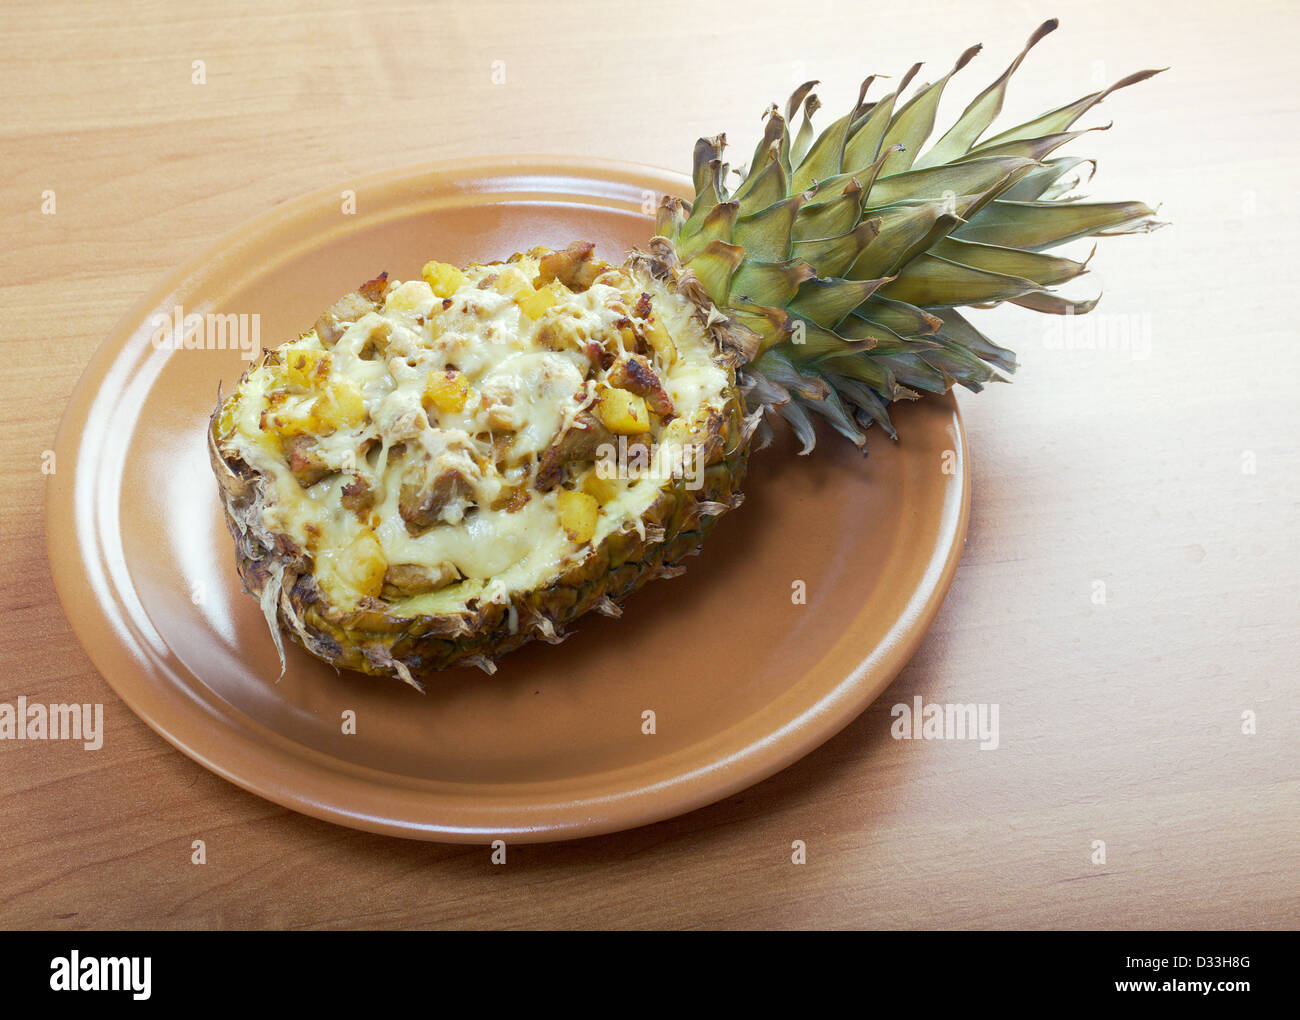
{"left": 45, "top": 154, "right": 970, "bottom": 843}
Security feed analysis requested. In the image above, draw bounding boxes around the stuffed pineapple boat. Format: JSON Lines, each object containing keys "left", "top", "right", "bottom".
{"left": 210, "top": 21, "right": 1163, "bottom": 688}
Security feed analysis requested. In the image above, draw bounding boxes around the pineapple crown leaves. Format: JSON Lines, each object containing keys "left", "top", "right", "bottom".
{"left": 654, "top": 19, "right": 1167, "bottom": 452}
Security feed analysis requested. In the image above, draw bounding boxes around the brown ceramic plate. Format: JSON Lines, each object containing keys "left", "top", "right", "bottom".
{"left": 46, "top": 156, "right": 969, "bottom": 843}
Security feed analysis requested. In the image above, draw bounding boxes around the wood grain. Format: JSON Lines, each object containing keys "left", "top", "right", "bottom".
{"left": 2, "top": 0, "right": 1296, "bottom": 929}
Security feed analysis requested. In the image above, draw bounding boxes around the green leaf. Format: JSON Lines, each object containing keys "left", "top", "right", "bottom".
{"left": 847, "top": 199, "right": 969, "bottom": 280}
{"left": 920, "top": 335, "right": 1007, "bottom": 391}
{"left": 727, "top": 303, "right": 793, "bottom": 355}
{"left": 785, "top": 80, "right": 819, "bottom": 125}
{"left": 974, "top": 67, "right": 1165, "bottom": 151}
{"left": 837, "top": 315, "right": 937, "bottom": 352}
{"left": 779, "top": 84, "right": 819, "bottom": 176}
{"left": 811, "top": 143, "right": 902, "bottom": 212}
{"left": 821, "top": 370, "right": 897, "bottom": 437}
{"left": 842, "top": 63, "right": 921, "bottom": 173}
{"left": 791, "top": 179, "right": 862, "bottom": 241}
{"left": 998, "top": 157, "right": 1093, "bottom": 202}
{"left": 790, "top": 218, "right": 880, "bottom": 278}
{"left": 788, "top": 275, "right": 893, "bottom": 328}
{"left": 777, "top": 398, "right": 818, "bottom": 454}
{"left": 1008, "top": 291, "right": 1100, "bottom": 315}
{"left": 676, "top": 201, "right": 739, "bottom": 261}
{"left": 813, "top": 349, "right": 898, "bottom": 397}
{"left": 865, "top": 155, "right": 1038, "bottom": 210}
{"left": 735, "top": 154, "right": 789, "bottom": 216}
{"left": 791, "top": 93, "right": 822, "bottom": 167}
{"left": 953, "top": 126, "right": 1105, "bottom": 165}
{"left": 879, "top": 42, "right": 983, "bottom": 175}
{"left": 732, "top": 192, "right": 807, "bottom": 261}
{"left": 878, "top": 252, "right": 1047, "bottom": 307}
{"left": 681, "top": 160, "right": 725, "bottom": 239}
{"left": 916, "top": 19, "right": 1059, "bottom": 168}
{"left": 692, "top": 136, "right": 725, "bottom": 197}
{"left": 792, "top": 110, "right": 852, "bottom": 192}
{"left": 836, "top": 316, "right": 950, "bottom": 393}
{"left": 784, "top": 316, "right": 874, "bottom": 358}
{"left": 930, "top": 236, "right": 1089, "bottom": 286}
{"left": 931, "top": 308, "right": 1017, "bottom": 374}
{"left": 734, "top": 110, "right": 786, "bottom": 203}
{"left": 790, "top": 79, "right": 872, "bottom": 193}
{"left": 842, "top": 63, "right": 925, "bottom": 171}
{"left": 855, "top": 296, "right": 943, "bottom": 336}
{"left": 870, "top": 352, "right": 953, "bottom": 394}
{"left": 684, "top": 240, "right": 744, "bottom": 306}
{"left": 729, "top": 258, "right": 816, "bottom": 307}
{"left": 655, "top": 197, "right": 689, "bottom": 242}
{"left": 753, "top": 348, "right": 831, "bottom": 401}
{"left": 803, "top": 383, "right": 870, "bottom": 446}
{"left": 954, "top": 199, "right": 1161, "bottom": 250}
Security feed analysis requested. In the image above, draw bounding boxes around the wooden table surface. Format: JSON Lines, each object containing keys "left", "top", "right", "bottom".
{"left": 3, "top": 0, "right": 1296, "bottom": 930}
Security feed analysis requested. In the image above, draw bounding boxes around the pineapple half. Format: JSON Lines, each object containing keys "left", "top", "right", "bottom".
{"left": 211, "top": 245, "right": 752, "bottom": 686}
{"left": 210, "top": 21, "right": 1163, "bottom": 687}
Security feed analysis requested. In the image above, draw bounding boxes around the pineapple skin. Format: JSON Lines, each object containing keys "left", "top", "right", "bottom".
{"left": 209, "top": 246, "right": 753, "bottom": 683}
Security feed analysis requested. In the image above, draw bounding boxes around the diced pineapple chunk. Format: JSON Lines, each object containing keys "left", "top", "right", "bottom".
{"left": 557, "top": 489, "right": 599, "bottom": 544}
{"left": 662, "top": 416, "right": 693, "bottom": 446}
{"left": 422, "top": 261, "right": 467, "bottom": 298}
{"left": 385, "top": 280, "right": 433, "bottom": 313}
{"left": 313, "top": 377, "right": 366, "bottom": 429}
{"left": 597, "top": 387, "right": 651, "bottom": 435}
{"left": 262, "top": 394, "right": 319, "bottom": 437}
{"left": 518, "top": 280, "right": 567, "bottom": 321}
{"left": 284, "top": 349, "right": 331, "bottom": 390}
{"left": 493, "top": 266, "right": 534, "bottom": 303}
{"left": 536, "top": 316, "right": 585, "bottom": 353}
{"left": 582, "top": 471, "right": 622, "bottom": 505}
{"left": 338, "top": 531, "right": 387, "bottom": 598}
{"left": 423, "top": 369, "right": 471, "bottom": 414}
{"left": 645, "top": 317, "right": 678, "bottom": 368}
{"left": 425, "top": 308, "right": 451, "bottom": 341}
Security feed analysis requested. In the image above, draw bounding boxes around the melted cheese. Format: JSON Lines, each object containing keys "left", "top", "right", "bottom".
{"left": 220, "top": 251, "right": 730, "bottom": 612}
